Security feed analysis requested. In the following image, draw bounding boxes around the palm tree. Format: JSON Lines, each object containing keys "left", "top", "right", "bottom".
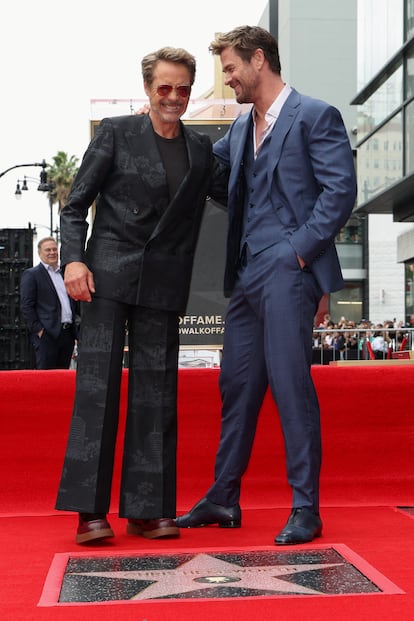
{"left": 46, "top": 151, "right": 79, "bottom": 214}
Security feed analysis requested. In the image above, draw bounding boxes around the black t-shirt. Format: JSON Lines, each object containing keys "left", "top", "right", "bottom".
{"left": 154, "top": 132, "right": 189, "bottom": 200}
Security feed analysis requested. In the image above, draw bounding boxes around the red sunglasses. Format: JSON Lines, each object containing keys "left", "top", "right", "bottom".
{"left": 156, "top": 84, "right": 191, "bottom": 98}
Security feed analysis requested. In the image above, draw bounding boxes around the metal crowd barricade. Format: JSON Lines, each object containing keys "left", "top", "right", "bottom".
{"left": 311, "top": 327, "right": 414, "bottom": 365}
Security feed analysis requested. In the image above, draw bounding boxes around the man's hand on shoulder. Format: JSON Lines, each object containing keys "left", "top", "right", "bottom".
{"left": 136, "top": 103, "right": 150, "bottom": 115}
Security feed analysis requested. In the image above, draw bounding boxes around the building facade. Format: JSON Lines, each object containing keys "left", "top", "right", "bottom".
{"left": 352, "top": 0, "right": 414, "bottom": 326}
{"left": 261, "top": 0, "right": 414, "bottom": 326}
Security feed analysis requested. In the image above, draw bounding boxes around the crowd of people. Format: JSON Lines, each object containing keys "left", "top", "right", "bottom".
{"left": 314, "top": 314, "right": 409, "bottom": 360}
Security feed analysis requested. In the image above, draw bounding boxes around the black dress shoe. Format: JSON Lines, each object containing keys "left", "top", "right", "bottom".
{"left": 175, "top": 497, "right": 241, "bottom": 528}
{"left": 274, "top": 507, "right": 322, "bottom": 545}
{"left": 76, "top": 513, "right": 114, "bottom": 544}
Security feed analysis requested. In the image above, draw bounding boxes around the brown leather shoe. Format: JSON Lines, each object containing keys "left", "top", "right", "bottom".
{"left": 126, "top": 518, "right": 180, "bottom": 539}
{"left": 76, "top": 513, "right": 114, "bottom": 544}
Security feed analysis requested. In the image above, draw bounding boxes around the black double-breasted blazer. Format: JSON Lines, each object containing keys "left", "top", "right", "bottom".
{"left": 60, "top": 114, "right": 228, "bottom": 313}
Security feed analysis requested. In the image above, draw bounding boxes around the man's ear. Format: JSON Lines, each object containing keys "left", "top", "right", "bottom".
{"left": 252, "top": 48, "right": 265, "bottom": 71}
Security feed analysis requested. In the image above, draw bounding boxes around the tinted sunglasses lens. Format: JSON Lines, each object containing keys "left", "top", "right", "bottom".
{"left": 176, "top": 85, "right": 190, "bottom": 97}
{"left": 156, "top": 85, "right": 190, "bottom": 98}
{"left": 157, "top": 85, "right": 173, "bottom": 96}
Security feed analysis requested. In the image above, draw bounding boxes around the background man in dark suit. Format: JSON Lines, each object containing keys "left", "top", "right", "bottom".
{"left": 20, "top": 236, "right": 77, "bottom": 369}
{"left": 55, "top": 47, "right": 228, "bottom": 544}
{"left": 176, "top": 26, "right": 357, "bottom": 545}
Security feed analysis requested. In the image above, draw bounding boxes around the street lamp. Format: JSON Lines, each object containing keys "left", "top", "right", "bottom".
{"left": 14, "top": 175, "right": 56, "bottom": 236}
{"left": 0, "top": 159, "right": 48, "bottom": 180}
{"left": 0, "top": 159, "right": 54, "bottom": 236}
{"left": 31, "top": 222, "right": 60, "bottom": 244}
{"left": 15, "top": 175, "right": 41, "bottom": 197}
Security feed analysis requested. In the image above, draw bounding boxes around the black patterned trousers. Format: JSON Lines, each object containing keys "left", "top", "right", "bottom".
{"left": 55, "top": 296, "right": 179, "bottom": 519}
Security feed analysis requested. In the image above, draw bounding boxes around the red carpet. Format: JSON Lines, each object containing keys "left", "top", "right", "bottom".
{"left": 0, "top": 366, "right": 413, "bottom": 619}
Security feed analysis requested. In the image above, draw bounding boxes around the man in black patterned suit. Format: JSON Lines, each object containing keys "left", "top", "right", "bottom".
{"left": 55, "top": 47, "right": 228, "bottom": 544}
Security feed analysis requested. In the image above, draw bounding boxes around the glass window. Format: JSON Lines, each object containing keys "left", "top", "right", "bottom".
{"left": 405, "top": 45, "right": 414, "bottom": 99}
{"left": 357, "top": 112, "right": 403, "bottom": 205}
{"left": 330, "top": 282, "right": 364, "bottom": 325}
{"left": 335, "top": 218, "right": 365, "bottom": 270}
{"left": 357, "top": 66, "right": 403, "bottom": 140}
{"left": 335, "top": 220, "right": 364, "bottom": 244}
{"left": 358, "top": 0, "right": 403, "bottom": 89}
{"left": 405, "top": 261, "right": 414, "bottom": 324}
{"left": 336, "top": 243, "right": 363, "bottom": 269}
{"left": 405, "top": 99, "right": 414, "bottom": 173}
{"left": 406, "top": 0, "right": 414, "bottom": 39}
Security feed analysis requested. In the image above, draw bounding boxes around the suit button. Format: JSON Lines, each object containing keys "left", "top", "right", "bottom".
{"left": 133, "top": 208, "right": 139, "bottom": 215}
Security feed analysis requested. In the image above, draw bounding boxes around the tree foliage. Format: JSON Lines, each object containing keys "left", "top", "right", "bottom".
{"left": 47, "top": 151, "right": 79, "bottom": 213}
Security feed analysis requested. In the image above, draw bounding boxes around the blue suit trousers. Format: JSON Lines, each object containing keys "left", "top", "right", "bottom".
{"left": 206, "top": 240, "right": 323, "bottom": 512}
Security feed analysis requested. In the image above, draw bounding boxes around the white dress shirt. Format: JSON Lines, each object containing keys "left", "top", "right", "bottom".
{"left": 253, "top": 83, "right": 292, "bottom": 157}
{"left": 42, "top": 262, "right": 73, "bottom": 324}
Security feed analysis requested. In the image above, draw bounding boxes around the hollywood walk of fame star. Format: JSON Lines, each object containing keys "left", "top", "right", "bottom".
{"left": 68, "top": 552, "right": 344, "bottom": 600}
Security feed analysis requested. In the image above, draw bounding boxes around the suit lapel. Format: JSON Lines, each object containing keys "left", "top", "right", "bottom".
{"left": 123, "top": 118, "right": 214, "bottom": 242}
{"left": 124, "top": 115, "right": 168, "bottom": 198}
{"left": 38, "top": 263, "right": 58, "bottom": 298}
{"left": 229, "top": 112, "right": 252, "bottom": 191}
{"left": 267, "top": 89, "right": 300, "bottom": 184}
{"left": 226, "top": 112, "right": 252, "bottom": 234}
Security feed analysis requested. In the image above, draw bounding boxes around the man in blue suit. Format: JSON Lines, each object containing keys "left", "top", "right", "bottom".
{"left": 176, "top": 26, "right": 357, "bottom": 545}
{"left": 20, "top": 237, "right": 77, "bottom": 369}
